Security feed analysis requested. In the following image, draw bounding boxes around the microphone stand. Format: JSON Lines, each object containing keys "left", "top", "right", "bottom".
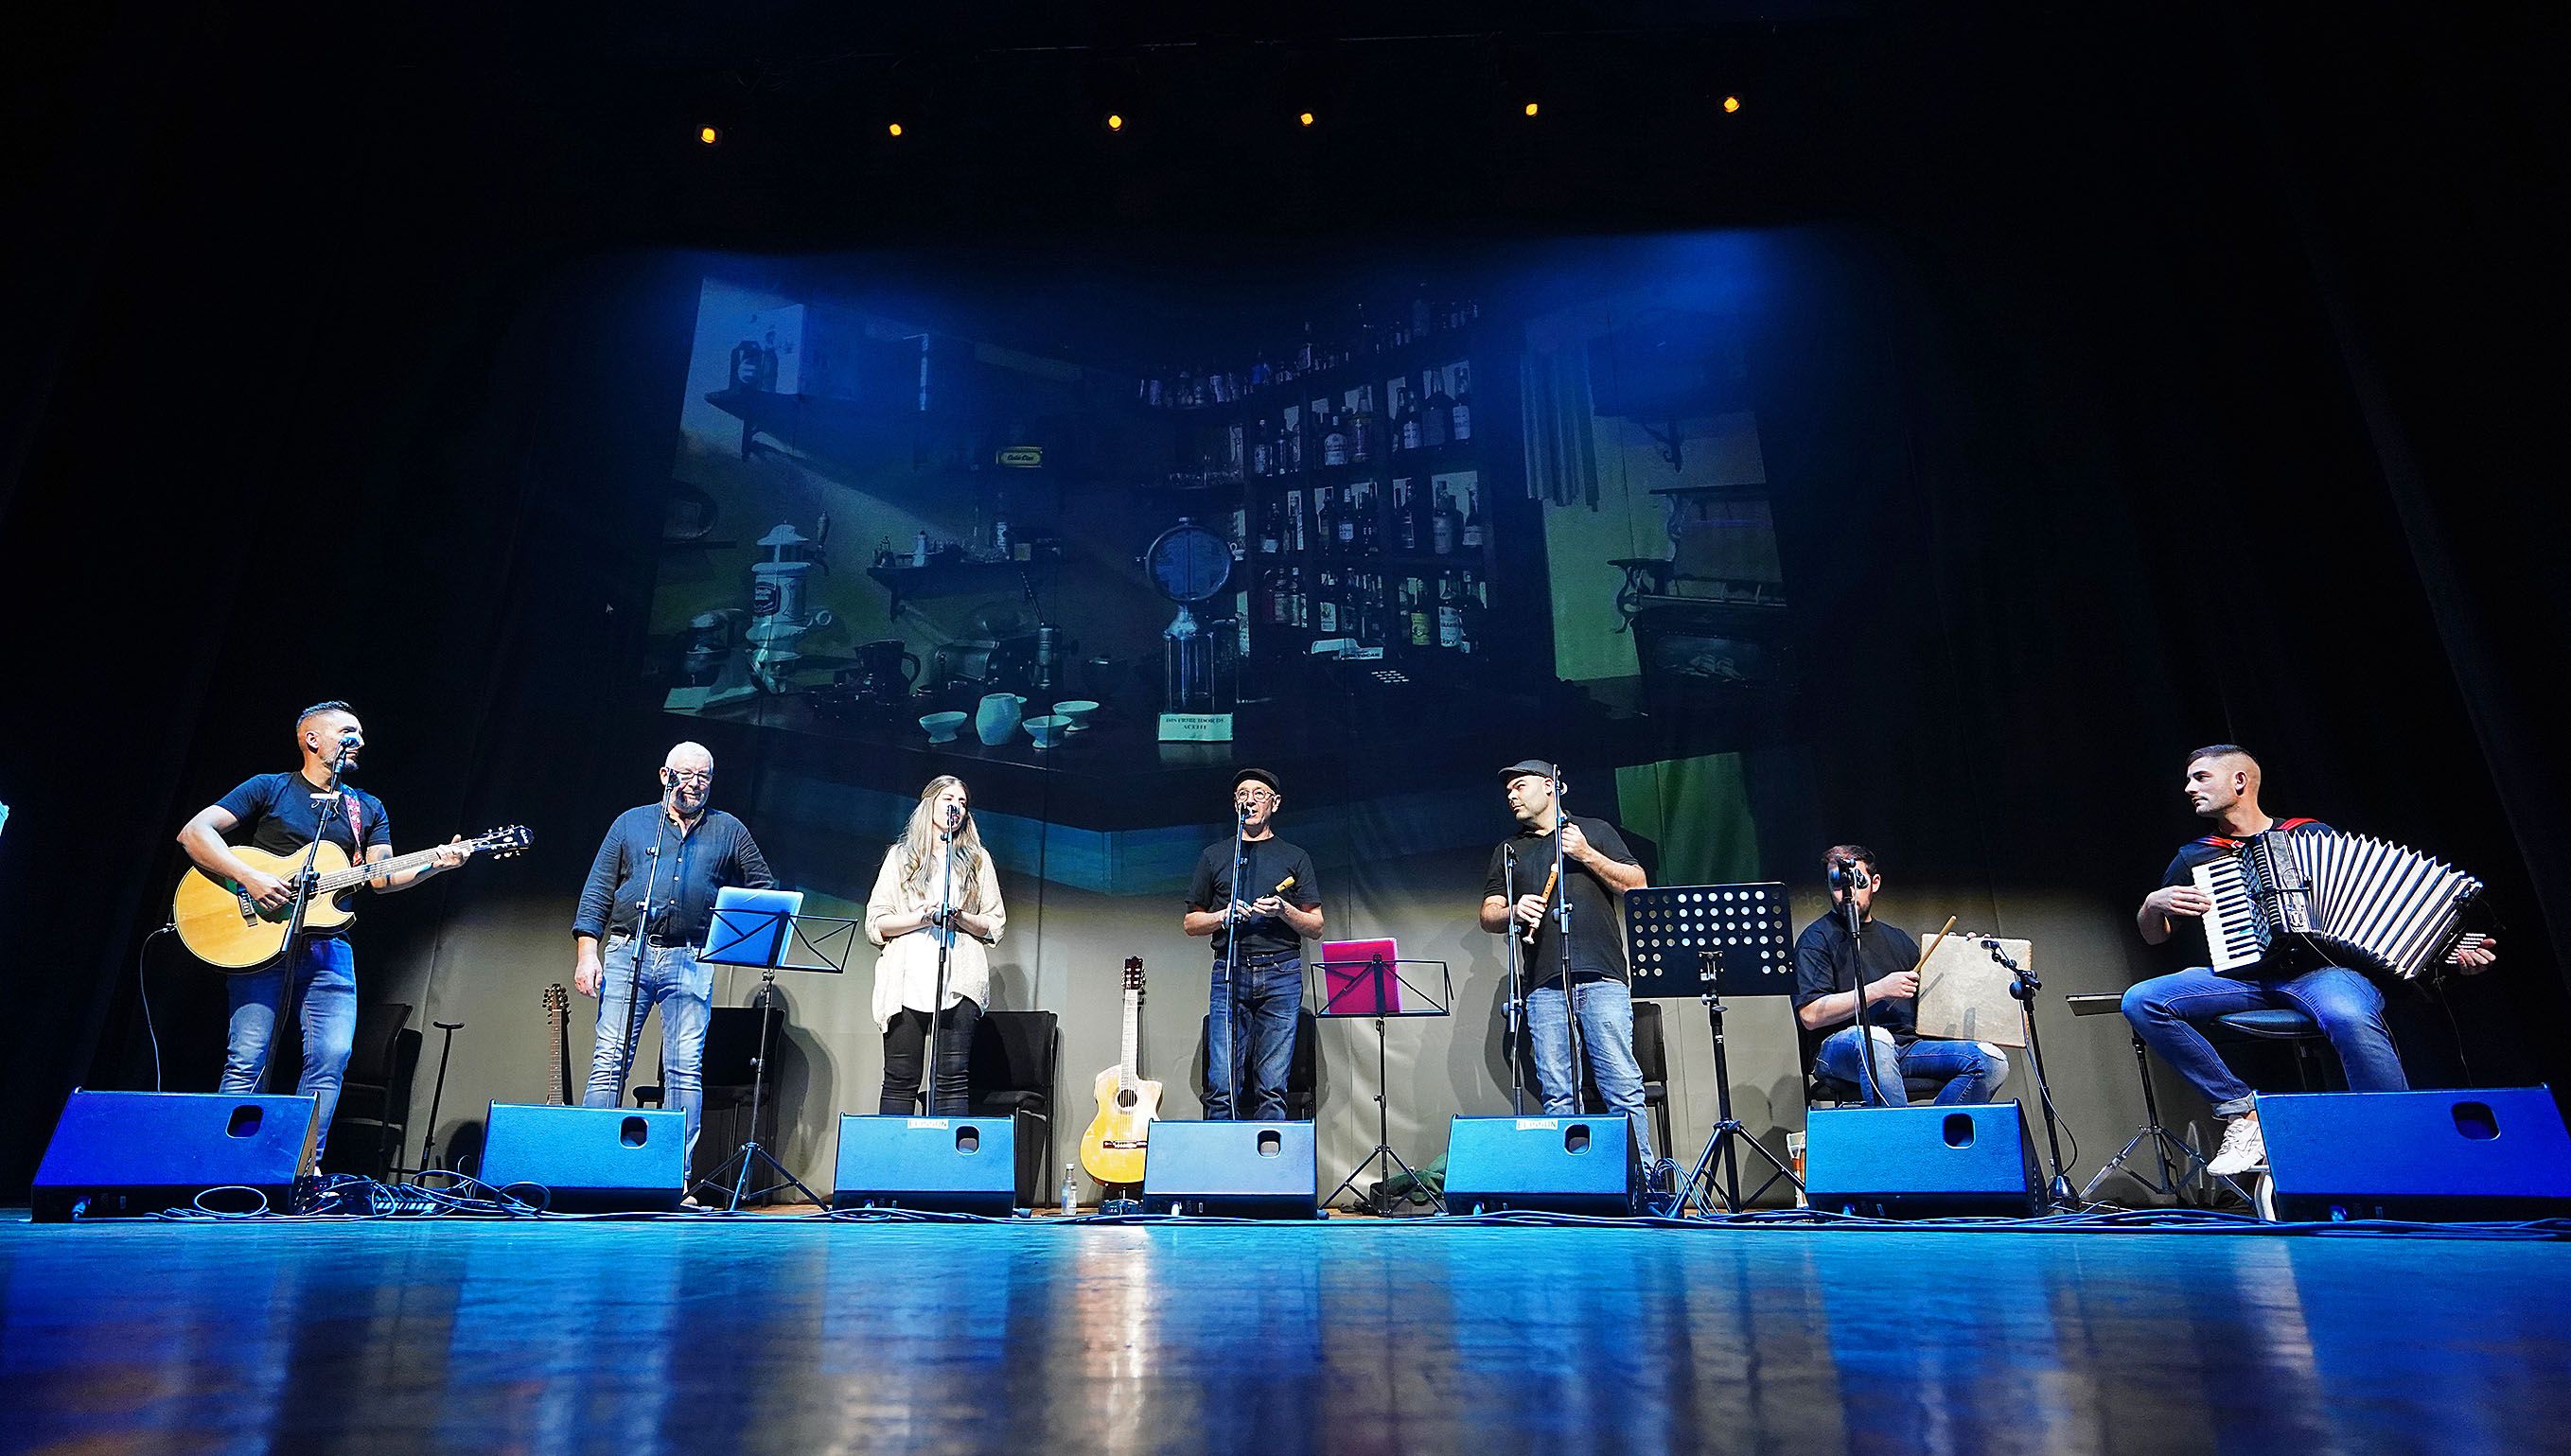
{"left": 1501, "top": 848, "right": 1526, "bottom": 1114}
{"left": 608, "top": 798, "right": 677, "bottom": 1114}
{"left": 922, "top": 808, "right": 961, "bottom": 1114}
{"left": 1994, "top": 939, "right": 2075, "bottom": 1208}
{"left": 1838, "top": 863, "right": 1890, "bottom": 1109}
{"left": 260, "top": 737, "right": 354, "bottom": 1101}
{"left": 1550, "top": 768, "right": 1585, "bottom": 1116}
{"left": 1217, "top": 803, "right": 1251, "bottom": 1117}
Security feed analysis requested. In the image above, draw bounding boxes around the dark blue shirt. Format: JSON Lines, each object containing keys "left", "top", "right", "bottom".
{"left": 216, "top": 772, "right": 394, "bottom": 860}
{"left": 572, "top": 805, "right": 775, "bottom": 944}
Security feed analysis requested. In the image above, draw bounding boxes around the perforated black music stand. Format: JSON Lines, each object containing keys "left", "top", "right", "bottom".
{"left": 1626, "top": 883, "right": 1802, "bottom": 1215}
{"left": 691, "top": 906, "right": 858, "bottom": 1210}
{"left": 1313, "top": 950, "right": 1452, "bottom": 1215}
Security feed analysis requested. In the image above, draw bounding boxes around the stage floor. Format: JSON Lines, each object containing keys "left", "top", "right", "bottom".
{"left": 5, "top": 1215, "right": 2568, "bottom": 1454}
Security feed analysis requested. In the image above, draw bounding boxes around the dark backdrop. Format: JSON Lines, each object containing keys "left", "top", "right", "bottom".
{"left": 4, "top": 3, "right": 2562, "bottom": 1196}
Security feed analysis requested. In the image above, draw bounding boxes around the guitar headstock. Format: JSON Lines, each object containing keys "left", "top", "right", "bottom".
{"left": 475, "top": 825, "right": 535, "bottom": 859}
{"left": 542, "top": 983, "right": 568, "bottom": 1015}
{"left": 1123, "top": 955, "right": 1145, "bottom": 993}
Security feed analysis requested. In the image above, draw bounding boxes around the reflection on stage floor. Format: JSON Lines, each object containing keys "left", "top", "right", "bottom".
{"left": 4, "top": 1218, "right": 2566, "bottom": 1454}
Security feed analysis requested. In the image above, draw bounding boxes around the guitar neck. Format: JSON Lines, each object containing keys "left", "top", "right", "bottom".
{"left": 546, "top": 1011, "right": 569, "bottom": 1103}
{"left": 312, "top": 843, "right": 466, "bottom": 893}
{"left": 1118, "top": 989, "right": 1140, "bottom": 1092}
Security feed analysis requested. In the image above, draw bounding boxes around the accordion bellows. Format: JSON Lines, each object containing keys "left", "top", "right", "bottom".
{"left": 2192, "top": 831, "right": 2483, "bottom": 980}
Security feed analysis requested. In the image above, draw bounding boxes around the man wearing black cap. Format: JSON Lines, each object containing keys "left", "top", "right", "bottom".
{"left": 1479, "top": 761, "right": 1653, "bottom": 1158}
{"left": 1183, "top": 768, "right": 1325, "bottom": 1119}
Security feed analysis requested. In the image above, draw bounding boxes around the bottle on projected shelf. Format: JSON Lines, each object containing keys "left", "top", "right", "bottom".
{"left": 1406, "top": 578, "right": 1432, "bottom": 647}
{"left": 1348, "top": 386, "right": 1374, "bottom": 465}
{"left": 1460, "top": 482, "right": 1484, "bottom": 551}
{"left": 1437, "top": 576, "right": 1463, "bottom": 649}
{"left": 1430, "top": 487, "right": 1459, "bottom": 556}
{"left": 1321, "top": 406, "right": 1348, "bottom": 468}
{"left": 1419, "top": 372, "right": 1450, "bottom": 448}
{"left": 1356, "top": 486, "right": 1380, "bottom": 554}
{"left": 1450, "top": 361, "right": 1473, "bottom": 443}
{"left": 1393, "top": 379, "right": 1421, "bottom": 452}
{"left": 1334, "top": 487, "right": 1359, "bottom": 553}
{"left": 1258, "top": 498, "right": 1280, "bottom": 556}
{"left": 1252, "top": 415, "right": 1275, "bottom": 477}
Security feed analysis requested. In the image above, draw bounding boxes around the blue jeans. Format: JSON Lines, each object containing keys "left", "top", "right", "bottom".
{"left": 1206, "top": 955, "right": 1302, "bottom": 1120}
{"left": 584, "top": 937, "right": 714, "bottom": 1161}
{"left": 1814, "top": 1026, "right": 2012, "bottom": 1107}
{"left": 1525, "top": 976, "right": 1653, "bottom": 1160}
{"left": 221, "top": 936, "right": 358, "bottom": 1150}
{"left": 2122, "top": 962, "right": 2404, "bottom": 1117}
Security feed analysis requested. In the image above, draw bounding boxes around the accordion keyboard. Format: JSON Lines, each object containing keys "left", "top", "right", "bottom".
{"left": 2190, "top": 854, "right": 2265, "bottom": 973}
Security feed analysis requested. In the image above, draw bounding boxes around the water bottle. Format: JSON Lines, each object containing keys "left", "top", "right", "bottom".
{"left": 1059, "top": 1163, "right": 1079, "bottom": 1217}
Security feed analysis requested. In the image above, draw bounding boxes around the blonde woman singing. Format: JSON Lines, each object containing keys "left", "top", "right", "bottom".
{"left": 865, "top": 776, "right": 1007, "bottom": 1114}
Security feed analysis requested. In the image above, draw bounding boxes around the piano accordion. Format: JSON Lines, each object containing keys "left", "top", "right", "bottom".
{"left": 2192, "top": 830, "right": 2485, "bottom": 980}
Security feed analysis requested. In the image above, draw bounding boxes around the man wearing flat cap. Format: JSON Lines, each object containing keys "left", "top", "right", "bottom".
{"left": 1183, "top": 768, "right": 1325, "bottom": 1119}
{"left": 1478, "top": 760, "right": 1653, "bottom": 1159}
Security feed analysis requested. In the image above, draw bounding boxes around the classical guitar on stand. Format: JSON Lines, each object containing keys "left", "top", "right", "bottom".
{"left": 1079, "top": 956, "right": 1161, "bottom": 1189}
{"left": 171, "top": 826, "right": 532, "bottom": 970}
{"left": 542, "top": 984, "right": 573, "bottom": 1105}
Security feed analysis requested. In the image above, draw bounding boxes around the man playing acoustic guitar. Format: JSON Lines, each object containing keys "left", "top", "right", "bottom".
{"left": 176, "top": 701, "right": 465, "bottom": 1149}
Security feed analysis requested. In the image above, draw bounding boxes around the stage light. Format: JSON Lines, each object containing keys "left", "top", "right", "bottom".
{"left": 1523, "top": 101, "right": 1540, "bottom": 117}
{"left": 1722, "top": 96, "right": 1741, "bottom": 114}
{"left": 888, "top": 122, "right": 904, "bottom": 137}
{"left": 698, "top": 125, "right": 719, "bottom": 146}
{"left": 1106, "top": 113, "right": 1125, "bottom": 132}
{"left": 1298, "top": 111, "right": 1315, "bottom": 128}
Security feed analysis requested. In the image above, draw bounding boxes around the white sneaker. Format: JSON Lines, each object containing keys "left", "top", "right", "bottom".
{"left": 2207, "top": 1114, "right": 2266, "bottom": 1178}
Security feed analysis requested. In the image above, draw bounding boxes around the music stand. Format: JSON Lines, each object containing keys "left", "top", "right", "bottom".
{"left": 1312, "top": 939, "right": 1452, "bottom": 1215}
{"left": 1626, "top": 883, "right": 1802, "bottom": 1215}
{"left": 690, "top": 890, "right": 858, "bottom": 1211}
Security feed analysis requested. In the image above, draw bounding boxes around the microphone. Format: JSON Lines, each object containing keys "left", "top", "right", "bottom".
{"left": 1237, "top": 801, "right": 1256, "bottom": 820}
{"left": 338, "top": 731, "right": 361, "bottom": 747}
{"left": 942, "top": 801, "right": 964, "bottom": 832}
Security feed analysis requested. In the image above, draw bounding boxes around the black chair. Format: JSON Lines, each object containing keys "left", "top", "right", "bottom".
{"left": 1196, "top": 1007, "right": 1320, "bottom": 1120}
{"left": 967, "top": 1009, "right": 1060, "bottom": 1206}
{"left": 1505, "top": 998, "right": 1672, "bottom": 1158}
{"left": 322, "top": 1001, "right": 421, "bottom": 1180}
{"left": 2205, "top": 1007, "right": 2337, "bottom": 1093}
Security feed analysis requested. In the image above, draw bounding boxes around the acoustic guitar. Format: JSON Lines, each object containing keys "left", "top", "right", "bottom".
{"left": 171, "top": 826, "right": 532, "bottom": 970}
{"left": 542, "top": 984, "right": 574, "bottom": 1104}
{"left": 1078, "top": 956, "right": 1160, "bottom": 1187}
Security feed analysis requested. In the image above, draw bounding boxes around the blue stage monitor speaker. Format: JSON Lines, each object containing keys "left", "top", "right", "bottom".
{"left": 32, "top": 1089, "right": 320, "bottom": 1221}
{"left": 831, "top": 1114, "right": 1020, "bottom": 1214}
{"left": 2259, "top": 1088, "right": 2571, "bottom": 1221}
{"left": 1443, "top": 1114, "right": 1643, "bottom": 1215}
{"left": 1141, "top": 1120, "right": 1320, "bottom": 1218}
{"left": 481, "top": 1103, "right": 687, "bottom": 1212}
{"left": 1805, "top": 1103, "right": 2040, "bottom": 1218}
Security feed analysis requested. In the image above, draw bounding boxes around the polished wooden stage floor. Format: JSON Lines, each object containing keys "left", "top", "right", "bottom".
{"left": 5, "top": 1214, "right": 2568, "bottom": 1455}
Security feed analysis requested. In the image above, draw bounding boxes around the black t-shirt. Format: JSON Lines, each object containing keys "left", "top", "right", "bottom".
{"left": 1188, "top": 835, "right": 1321, "bottom": 960}
{"left": 2158, "top": 816, "right": 2332, "bottom": 971}
{"left": 1483, "top": 815, "right": 1641, "bottom": 984}
{"left": 216, "top": 772, "right": 394, "bottom": 860}
{"left": 1791, "top": 912, "right": 1922, "bottom": 1041}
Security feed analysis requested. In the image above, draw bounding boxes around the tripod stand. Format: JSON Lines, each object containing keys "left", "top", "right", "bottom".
{"left": 691, "top": 896, "right": 857, "bottom": 1210}
{"left": 2069, "top": 993, "right": 2253, "bottom": 1207}
{"left": 1315, "top": 947, "right": 1451, "bottom": 1215}
{"left": 1679, "top": 949, "right": 1805, "bottom": 1215}
{"left": 1622, "top": 882, "right": 1801, "bottom": 1215}
{"left": 694, "top": 965, "right": 822, "bottom": 1210}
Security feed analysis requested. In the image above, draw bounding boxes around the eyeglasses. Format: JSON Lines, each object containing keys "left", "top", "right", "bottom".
{"left": 665, "top": 769, "right": 713, "bottom": 785}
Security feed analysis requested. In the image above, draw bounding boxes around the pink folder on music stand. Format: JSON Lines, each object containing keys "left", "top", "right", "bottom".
{"left": 1320, "top": 938, "right": 1402, "bottom": 1015}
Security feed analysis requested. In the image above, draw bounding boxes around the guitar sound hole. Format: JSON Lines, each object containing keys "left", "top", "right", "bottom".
{"left": 1117, "top": 1089, "right": 1137, "bottom": 1111}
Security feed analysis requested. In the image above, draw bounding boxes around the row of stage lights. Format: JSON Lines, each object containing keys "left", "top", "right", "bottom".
{"left": 696, "top": 94, "right": 1740, "bottom": 147}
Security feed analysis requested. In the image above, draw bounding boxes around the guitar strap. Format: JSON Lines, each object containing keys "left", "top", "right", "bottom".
{"left": 341, "top": 792, "right": 364, "bottom": 850}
